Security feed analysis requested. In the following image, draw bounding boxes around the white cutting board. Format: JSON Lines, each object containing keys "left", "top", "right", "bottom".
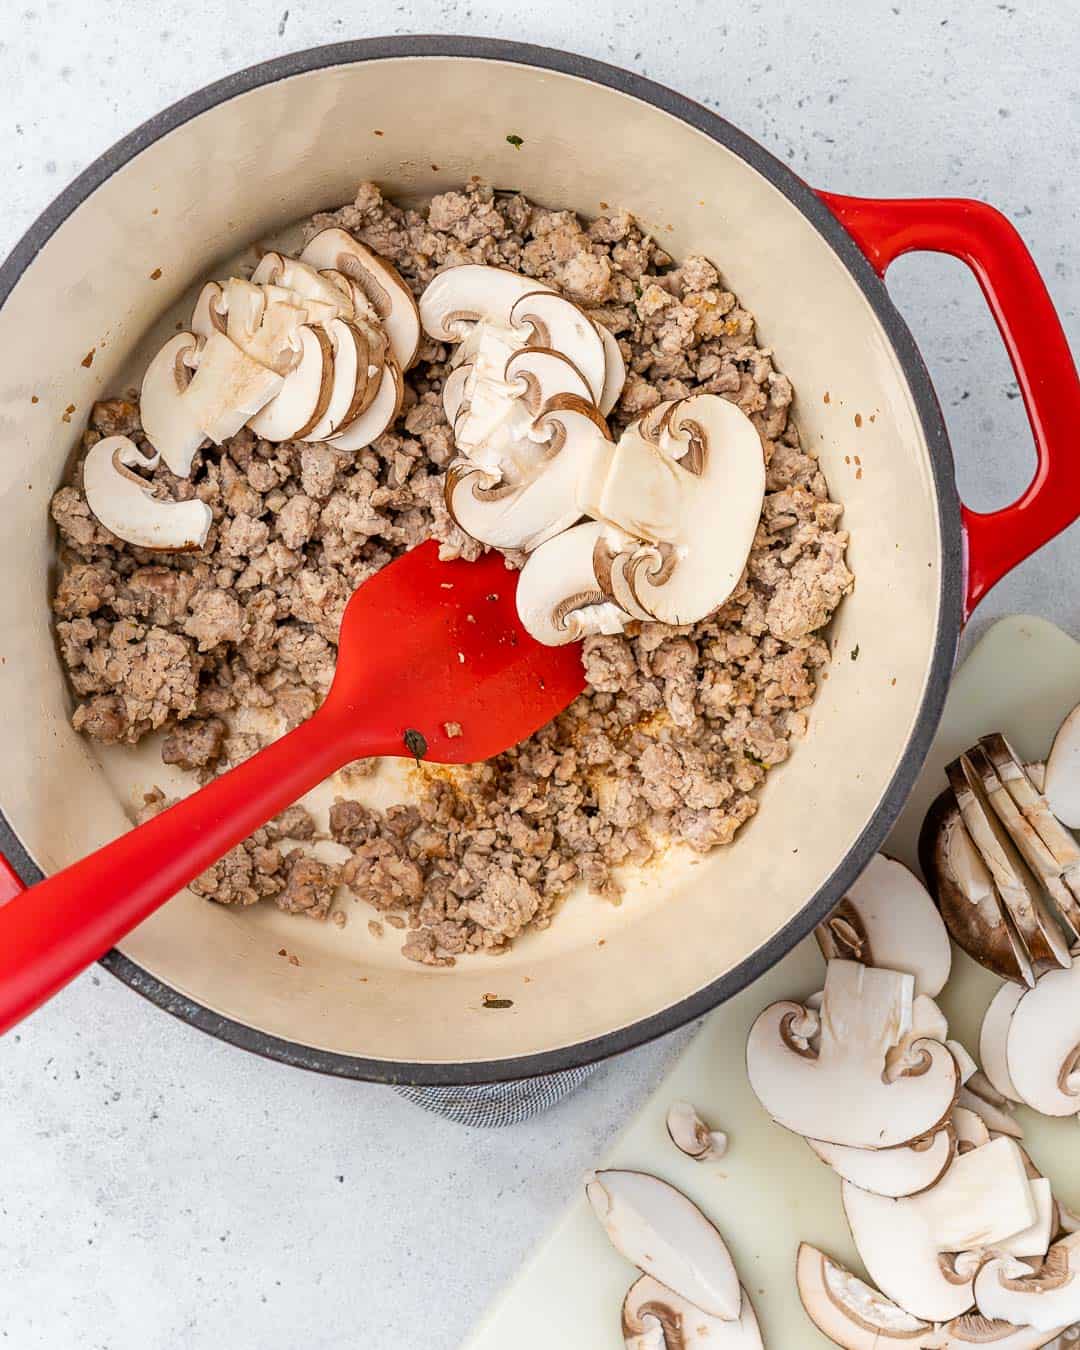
{"left": 464, "top": 615, "right": 1080, "bottom": 1349}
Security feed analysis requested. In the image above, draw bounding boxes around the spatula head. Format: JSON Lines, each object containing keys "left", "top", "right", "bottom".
{"left": 330, "top": 540, "right": 587, "bottom": 764}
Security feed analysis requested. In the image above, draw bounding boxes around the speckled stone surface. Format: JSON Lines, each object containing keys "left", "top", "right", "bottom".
{"left": 1, "top": 5, "right": 1077, "bottom": 1347}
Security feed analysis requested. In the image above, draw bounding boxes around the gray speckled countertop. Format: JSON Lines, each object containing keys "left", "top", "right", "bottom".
{"left": 1, "top": 4, "right": 1077, "bottom": 1347}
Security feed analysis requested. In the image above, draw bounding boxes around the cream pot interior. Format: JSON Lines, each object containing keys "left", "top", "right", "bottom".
{"left": 0, "top": 42, "right": 955, "bottom": 1080}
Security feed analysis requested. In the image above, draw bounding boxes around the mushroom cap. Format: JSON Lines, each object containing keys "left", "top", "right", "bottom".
{"left": 665, "top": 1101, "right": 728, "bottom": 1162}
{"left": 974, "top": 1234, "right": 1080, "bottom": 1333}
{"left": 1046, "top": 705, "right": 1080, "bottom": 829}
{"left": 979, "top": 982, "right": 1026, "bottom": 1104}
{"left": 301, "top": 317, "right": 372, "bottom": 442}
{"left": 597, "top": 324, "right": 627, "bottom": 417}
{"left": 806, "top": 1121, "right": 955, "bottom": 1198}
{"left": 184, "top": 330, "right": 284, "bottom": 445}
{"left": 299, "top": 227, "right": 420, "bottom": 369}
{"left": 138, "top": 331, "right": 206, "bottom": 476}
{"left": 191, "top": 280, "right": 226, "bottom": 339}
{"left": 795, "top": 1243, "right": 935, "bottom": 1348}
{"left": 816, "top": 853, "right": 952, "bottom": 998}
{"left": 418, "top": 264, "right": 556, "bottom": 341}
{"left": 82, "top": 436, "right": 211, "bottom": 552}
{"left": 593, "top": 394, "right": 765, "bottom": 626}
{"left": 1005, "top": 963, "right": 1080, "bottom": 1117}
{"left": 516, "top": 519, "right": 637, "bottom": 646}
{"left": 246, "top": 325, "right": 334, "bottom": 442}
{"left": 508, "top": 289, "right": 607, "bottom": 403}
{"left": 746, "top": 960, "right": 959, "bottom": 1150}
{"left": 621, "top": 1276, "right": 763, "bottom": 1349}
{"left": 327, "top": 358, "right": 404, "bottom": 452}
{"left": 585, "top": 1169, "right": 741, "bottom": 1320}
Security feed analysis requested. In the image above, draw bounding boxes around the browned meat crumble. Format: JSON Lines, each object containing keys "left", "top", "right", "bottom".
{"left": 51, "top": 180, "right": 852, "bottom": 965}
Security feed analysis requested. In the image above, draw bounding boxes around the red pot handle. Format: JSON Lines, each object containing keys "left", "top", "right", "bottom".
{"left": 818, "top": 192, "right": 1080, "bottom": 619}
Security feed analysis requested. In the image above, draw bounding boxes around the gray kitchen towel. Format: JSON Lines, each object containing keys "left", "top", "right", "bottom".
{"left": 395, "top": 1065, "right": 595, "bottom": 1126}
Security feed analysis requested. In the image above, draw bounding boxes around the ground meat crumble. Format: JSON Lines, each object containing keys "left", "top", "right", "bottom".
{"left": 51, "top": 180, "right": 852, "bottom": 966}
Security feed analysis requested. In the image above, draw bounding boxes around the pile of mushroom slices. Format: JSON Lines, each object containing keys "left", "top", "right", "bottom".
{"left": 743, "top": 853, "right": 1080, "bottom": 1348}
{"left": 82, "top": 227, "right": 420, "bottom": 551}
{"left": 419, "top": 264, "right": 766, "bottom": 647}
{"left": 585, "top": 1168, "right": 765, "bottom": 1348}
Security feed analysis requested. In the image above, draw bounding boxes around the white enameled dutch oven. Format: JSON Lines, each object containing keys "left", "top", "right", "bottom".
{"left": 1, "top": 38, "right": 1077, "bottom": 1084}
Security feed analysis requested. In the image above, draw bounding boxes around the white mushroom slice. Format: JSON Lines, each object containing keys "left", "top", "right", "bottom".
{"left": 191, "top": 280, "right": 226, "bottom": 339}
{"left": 949, "top": 755, "right": 1072, "bottom": 975}
{"left": 82, "top": 436, "right": 211, "bottom": 551}
{"left": 816, "top": 854, "right": 953, "bottom": 998}
{"left": 584, "top": 1169, "right": 741, "bottom": 1320}
{"left": 301, "top": 318, "right": 370, "bottom": 441}
{"left": 886, "top": 995, "right": 951, "bottom": 1082}
{"left": 139, "top": 332, "right": 206, "bottom": 475}
{"left": 947, "top": 1040, "right": 979, "bottom": 1086}
{"left": 665, "top": 1101, "right": 728, "bottom": 1162}
{"left": 442, "top": 361, "right": 472, "bottom": 428}
{"left": 418, "top": 264, "right": 555, "bottom": 341}
{"left": 796, "top": 1245, "right": 1062, "bottom": 1350}
{"left": 841, "top": 1180, "right": 977, "bottom": 1322}
{"left": 1005, "top": 963, "right": 1080, "bottom": 1117}
{"left": 982, "top": 735, "right": 1080, "bottom": 875}
{"left": 921, "top": 789, "right": 1032, "bottom": 986}
{"left": 806, "top": 1122, "right": 955, "bottom": 1198}
{"left": 980, "top": 983, "right": 1026, "bottom": 1104}
{"left": 998, "top": 1178, "right": 1056, "bottom": 1260}
{"left": 257, "top": 281, "right": 342, "bottom": 331}
{"left": 184, "top": 330, "right": 284, "bottom": 445}
{"left": 516, "top": 519, "right": 637, "bottom": 645}
{"left": 597, "top": 324, "right": 627, "bottom": 417}
{"left": 975, "top": 1235, "right": 1080, "bottom": 1332}
{"left": 1046, "top": 707, "right": 1080, "bottom": 829}
{"left": 956, "top": 1080, "right": 1024, "bottom": 1141}
{"left": 299, "top": 227, "right": 420, "bottom": 369}
{"left": 747, "top": 960, "right": 958, "bottom": 1150}
{"left": 327, "top": 359, "right": 404, "bottom": 452}
{"left": 592, "top": 395, "right": 766, "bottom": 626}
{"left": 504, "top": 345, "right": 594, "bottom": 412}
{"left": 951, "top": 1106, "right": 991, "bottom": 1153}
{"left": 915, "top": 1137, "right": 1036, "bottom": 1253}
{"left": 247, "top": 325, "right": 334, "bottom": 442}
{"left": 622, "top": 1277, "right": 763, "bottom": 1349}
{"left": 446, "top": 398, "right": 613, "bottom": 554}
{"left": 508, "top": 290, "right": 607, "bottom": 403}
{"left": 250, "top": 251, "right": 351, "bottom": 319}
{"left": 220, "top": 279, "right": 310, "bottom": 375}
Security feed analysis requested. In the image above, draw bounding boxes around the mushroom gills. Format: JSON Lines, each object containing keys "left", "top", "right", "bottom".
{"left": 975, "top": 1235, "right": 1080, "bottom": 1333}
{"left": 585, "top": 1169, "right": 741, "bottom": 1320}
{"left": 622, "top": 1276, "right": 763, "bottom": 1349}
{"left": 82, "top": 436, "right": 211, "bottom": 552}
{"left": 516, "top": 520, "right": 637, "bottom": 646}
{"left": 815, "top": 854, "right": 952, "bottom": 998}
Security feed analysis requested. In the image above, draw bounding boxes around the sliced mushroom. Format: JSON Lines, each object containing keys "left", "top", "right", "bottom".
{"left": 587, "top": 394, "right": 766, "bottom": 627}
{"left": 975, "top": 1235, "right": 1080, "bottom": 1333}
{"left": 914, "top": 1136, "right": 1036, "bottom": 1253}
{"left": 82, "top": 436, "right": 211, "bottom": 551}
{"left": 250, "top": 250, "right": 352, "bottom": 319}
{"left": 1046, "top": 707, "right": 1080, "bottom": 830}
{"left": 516, "top": 519, "right": 639, "bottom": 646}
{"left": 998, "top": 1177, "right": 1056, "bottom": 1260}
{"left": 247, "top": 325, "right": 334, "bottom": 441}
{"left": 796, "top": 1244, "right": 1063, "bottom": 1350}
{"left": 191, "top": 280, "right": 226, "bottom": 338}
{"left": 138, "top": 332, "right": 206, "bottom": 476}
{"left": 622, "top": 1277, "right": 762, "bottom": 1349}
{"left": 225, "top": 281, "right": 310, "bottom": 376}
{"left": 665, "top": 1101, "right": 728, "bottom": 1162}
{"left": 418, "top": 263, "right": 556, "bottom": 341}
{"left": 980, "top": 983, "right": 1026, "bottom": 1104}
{"left": 948, "top": 754, "right": 1072, "bottom": 975}
{"left": 947, "top": 1040, "right": 979, "bottom": 1086}
{"left": 301, "top": 318, "right": 371, "bottom": 441}
{"left": 840, "top": 1180, "right": 977, "bottom": 1322}
{"left": 584, "top": 1169, "right": 741, "bottom": 1320}
{"left": 299, "top": 227, "right": 420, "bottom": 369}
{"left": 956, "top": 1074, "right": 1025, "bottom": 1141}
{"left": 982, "top": 736, "right": 1080, "bottom": 907}
{"left": 597, "top": 324, "right": 627, "bottom": 417}
{"left": 806, "top": 1121, "right": 955, "bottom": 1198}
{"left": 328, "top": 359, "right": 404, "bottom": 452}
{"left": 184, "top": 330, "right": 285, "bottom": 445}
{"left": 745, "top": 960, "right": 958, "bottom": 1150}
{"left": 446, "top": 398, "right": 613, "bottom": 554}
{"left": 921, "top": 788, "right": 1035, "bottom": 987}
{"left": 886, "top": 995, "right": 951, "bottom": 1082}
{"left": 951, "top": 1105, "right": 991, "bottom": 1153}
{"left": 1005, "top": 964, "right": 1080, "bottom": 1117}
{"left": 816, "top": 854, "right": 952, "bottom": 998}
{"left": 508, "top": 290, "right": 608, "bottom": 403}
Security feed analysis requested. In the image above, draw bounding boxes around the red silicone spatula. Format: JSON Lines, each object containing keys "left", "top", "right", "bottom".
{"left": 0, "top": 541, "right": 586, "bottom": 1034}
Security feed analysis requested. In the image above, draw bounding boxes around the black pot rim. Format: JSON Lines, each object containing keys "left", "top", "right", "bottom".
{"left": 0, "top": 35, "right": 962, "bottom": 1086}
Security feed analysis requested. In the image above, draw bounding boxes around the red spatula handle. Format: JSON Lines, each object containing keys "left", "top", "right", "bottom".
{"left": 0, "top": 706, "right": 361, "bottom": 1035}
{"left": 819, "top": 193, "right": 1080, "bottom": 619}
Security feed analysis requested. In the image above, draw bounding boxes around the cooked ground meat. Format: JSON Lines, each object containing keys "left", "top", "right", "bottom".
{"left": 50, "top": 180, "right": 852, "bottom": 964}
